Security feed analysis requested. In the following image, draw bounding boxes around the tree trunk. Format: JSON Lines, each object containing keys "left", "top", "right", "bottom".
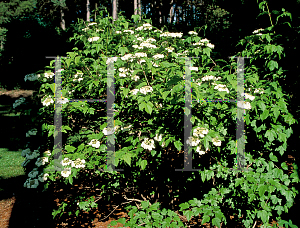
{"left": 86, "top": 0, "right": 90, "bottom": 22}
{"left": 134, "top": 0, "right": 137, "bottom": 15}
{"left": 138, "top": 0, "right": 141, "bottom": 16}
{"left": 95, "top": 2, "right": 97, "bottom": 21}
{"left": 169, "top": 0, "right": 174, "bottom": 24}
{"left": 60, "top": 6, "right": 65, "bottom": 30}
{"left": 112, "top": 0, "right": 117, "bottom": 23}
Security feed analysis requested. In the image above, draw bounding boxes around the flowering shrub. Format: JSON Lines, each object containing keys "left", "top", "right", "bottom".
{"left": 19, "top": 9, "right": 299, "bottom": 228}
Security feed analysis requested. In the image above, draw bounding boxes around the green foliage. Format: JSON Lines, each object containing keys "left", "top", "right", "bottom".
{"left": 19, "top": 6, "right": 299, "bottom": 228}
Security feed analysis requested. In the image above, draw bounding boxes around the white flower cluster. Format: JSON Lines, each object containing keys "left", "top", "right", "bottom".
{"left": 13, "top": 97, "right": 26, "bottom": 109}
{"left": 176, "top": 50, "right": 189, "bottom": 57}
{"left": 88, "top": 139, "right": 100, "bottom": 148}
{"left": 202, "top": 75, "right": 220, "bottom": 81}
{"left": 132, "top": 75, "right": 140, "bottom": 81}
{"left": 61, "top": 168, "right": 72, "bottom": 178}
{"left": 193, "top": 38, "right": 215, "bottom": 49}
{"left": 242, "top": 93, "right": 255, "bottom": 101}
{"left": 88, "top": 36, "right": 100, "bottom": 42}
{"left": 139, "top": 86, "right": 153, "bottom": 95}
{"left": 59, "top": 157, "right": 86, "bottom": 177}
{"left": 160, "top": 32, "right": 183, "bottom": 38}
{"left": 44, "top": 150, "right": 51, "bottom": 156}
{"left": 165, "top": 46, "right": 175, "bottom": 52}
{"left": 71, "top": 158, "right": 86, "bottom": 169}
{"left": 118, "top": 68, "right": 140, "bottom": 81}
{"left": 188, "top": 31, "right": 198, "bottom": 35}
{"left": 189, "top": 67, "right": 198, "bottom": 71}
{"left": 26, "top": 128, "right": 37, "bottom": 137}
{"left": 82, "top": 27, "right": 89, "bottom": 32}
{"left": 135, "top": 52, "right": 147, "bottom": 58}
{"left": 123, "top": 29, "right": 134, "bottom": 34}
{"left": 42, "top": 96, "right": 54, "bottom": 106}
{"left": 186, "top": 136, "right": 200, "bottom": 147}
{"left": 153, "top": 54, "right": 164, "bottom": 60}
{"left": 136, "top": 23, "right": 153, "bottom": 31}
{"left": 103, "top": 126, "right": 119, "bottom": 135}
{"left": 88, "top": 22, "right": 97, "bottom": 26}
{"left": 155, "top": 103, "right": 163, "bottom": 109}
{"left": 145, "top": 38, "right": 156, "bottom": 43}
{"left": 141, "top": 138, "right": 155, "bottom": 151}
{"left": 115, "top": 31, "right": 122, "bottom": 34}
{"left": 136, "top": 36, "right": 144, "bottom": 41}
{"left": 237, "top": 101, "right": 252, "bottom": 110}
{"left": 151, "top": 61, "right": 159, "bottom": 67}
{"left": 253, "top": 28, "right": 264, "bottom": 34}
{"left": 24, "top": 73, "right": 40, "bottom": 82}
{"left": 44, "top": 72, "right": 54, "bottom": 79}
{"left": 139, "top": 42, "right": 157, "bottom": 49}
{"left": 121, "top": 124, "right": 133, "bottom": 131}
{"left": 186, "top": 126, "right": 222, "bottom": 155}
{"left": 57, "top": 97, "right": 69, "bottom": 104}
{"left": 193, "top": 127, "right": 209, "bottom": 138}
{"left": 213, "top": 83, "right": 230, "bottom": 93}
{"left": 194, "top": 78, "right": 202, "bottom": 86}
{"left": 254, "top": 88, "right": 264, "bottom": 94}
{"left": 68, "top": 89, "right": 75, "bottom": 95}
{"left": 121, "top": 53, "right": 135, "bottom": 61}
{"left": 154, "top": 134, "right": 163, "bottom": 141}
{"left": 212, "top": 137, "right": 222, "bottom": 147}
{"left": 73, "top": 72, "right": 84, "bottom": 82}
{"left": 106, "top": 57, "right": 118, "bottom": 65}
{"left": 130, "top": 89, "right": 139, "bottom": 95}
{"left": 196, "top": 145, "right": 207, "bottom": 155}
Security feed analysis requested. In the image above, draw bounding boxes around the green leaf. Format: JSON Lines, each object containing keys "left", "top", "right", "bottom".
{"left": 118, "top": 46, "right": 128, "bottom": 56}
{"left": 65, "top": 145, "right": 76, "bottom": 152}
{"left": 258, "top": 184, "right": 267, "bottom": 197}
{"left": 77, "top": 144, "right": 85, "bottom": 152}
{"left": 117, "top": 217, "right": 126, "bottom": 224}
{"left": 257, "top": 100, "right": 266, "bottom": 112}
{"left": 95, "top": 44, "right": 103, "bottom": 54}
{"left": 163, "top": 91, "right": 170, "bottom": 100}
{"left": 141, "top": 200, "right": 149, "bottom": 209}
{"left": 267, "top": 60, "right": 278, "bottom": 71}
{"left": 174, "top": 141, "right": 182, "bottom": 151}
{"left": 139, "top": 101, "right": 147, "bottom": 112}
{"left": 281, "top": 162, "right": 288, "bottom": 170}
{"left": 201, "top": 215, "right": 210, "bottom": 224}
{"left": 184, "top": 210, "right": 193, "bottom": 222}
{"left": 140, "top": 160, "right": 147, "bottom": 170}
{"left": 212, "top": 217, "right": 221, "bottom": 228}
{"left": 110, "top": 221, "right": 117, "bottom": 226}
{"left": 65, "top": 58, "right": 72, "bottom": 68}
{"left": 145, "top": 102, "right": 153, "bottom": 114}
{"left": 203, "top": 47, "right": 211, "bottom": 57}
{"left": 69, "top": 175, "right": 73, "bottom": 185}
{"left": 260, "top": 109, "right": 269, "bottom": 121}
{"left": 151, "top": 150, "right": 156, "bottom": 156}
{"left": 179, "top": 202, "right": 189, "bottom": 210}
{"left": 269, "top": 152, "right": 278, "bottom": 162}
{"left": 123, "top": 153, "right": 131, "bottom": 166}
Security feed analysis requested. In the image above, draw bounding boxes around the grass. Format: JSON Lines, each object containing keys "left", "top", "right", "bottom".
{"left": 0, "top": 148, "right": 25, "bottom": 180}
